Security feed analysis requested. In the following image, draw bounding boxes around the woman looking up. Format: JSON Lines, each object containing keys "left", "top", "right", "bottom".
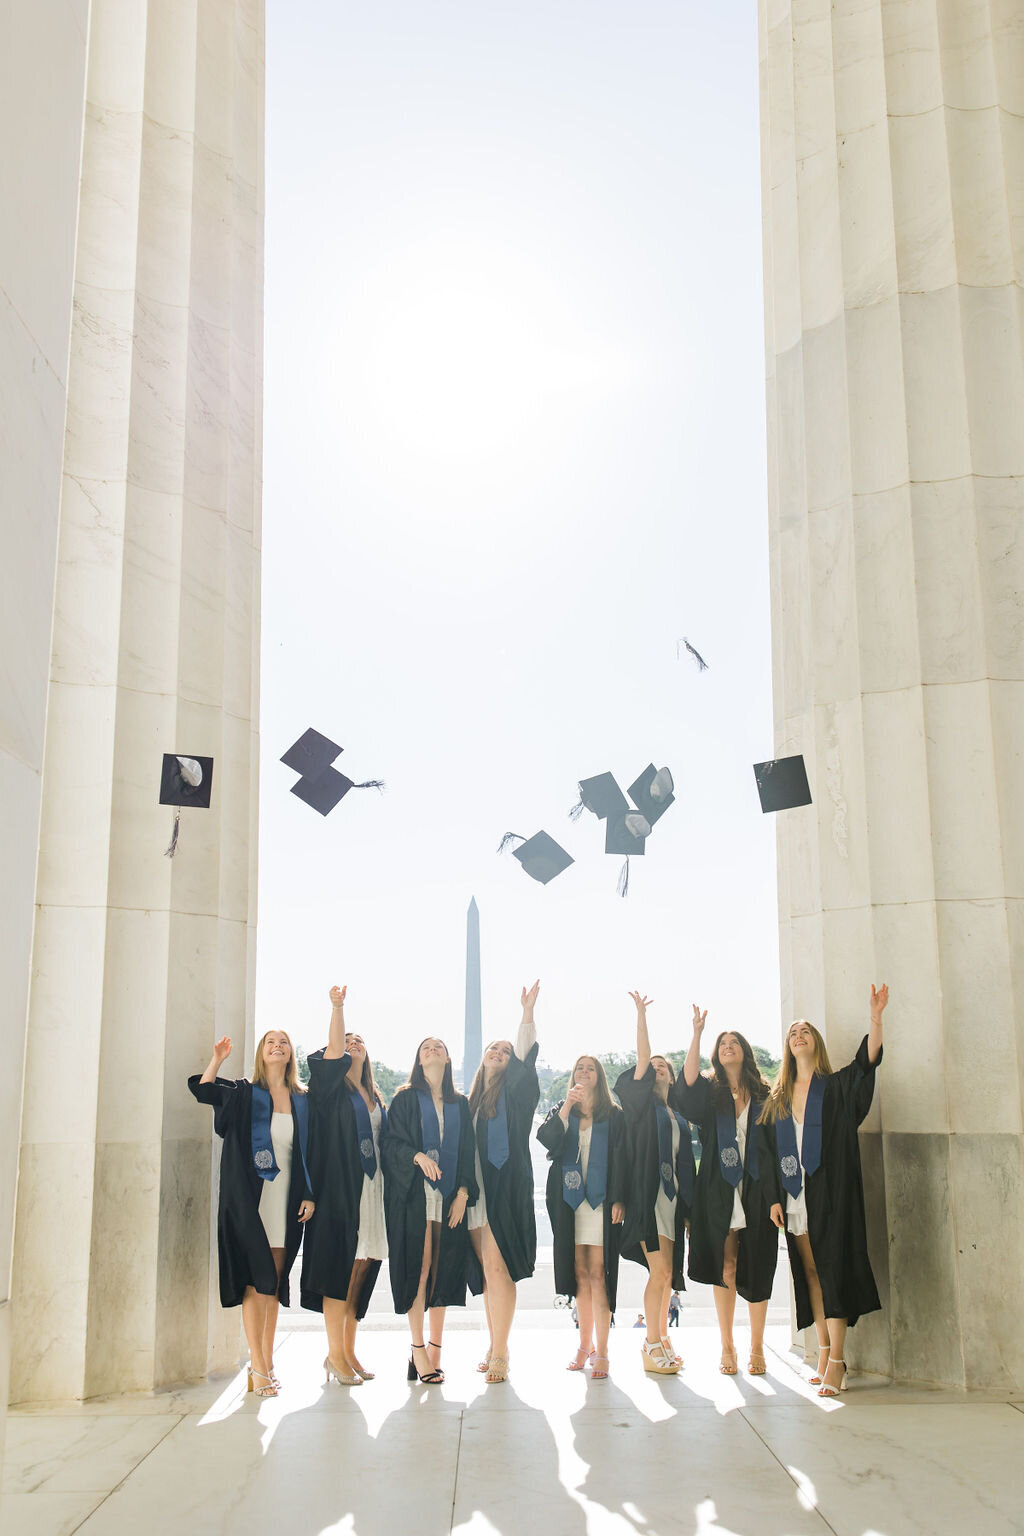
{"left": 466, "top": 981, "right": 541, "bottom": 1384}
{"left": 188, "top": 1031, "right": 314, "bottom": 1397}
{"left": 301, "top": 985, "right": 388, "bottom": 1386}
{"left": 675, "top": 1007, "right": 776, "bottom": 1375}
{"left": 382, "top": 1037, "right": 477, "bottom": 1384}
{"left": 761, "top": 985, "right": 889, "bottom": 1397}
{"left": 536, "top": 1055, "right": 626, "bottom": 1380}
{"left": 614, "top": 993, "right": 695, "bottom": 1375}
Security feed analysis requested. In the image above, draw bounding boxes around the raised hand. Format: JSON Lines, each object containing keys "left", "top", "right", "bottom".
{"left": 414, "top": 1151, "right": 443, "bottom": 1182}
{"left": 521, "top": 979, "right": 540, "bottom": 1012}
{"left": 330, "top": 985, "right": 347, "bottom": 1009}
{"left": 213, "top": 1036, "right": 232, "bottom": 1065}
{"left": 629, "top": 990, "right": 654, "bottom": 1015}
{"left": 691, "top": 1003, "right": 707, "bottom": 1034}
{"left": 870, "top": 983, "right": 889, "bottom": 1022}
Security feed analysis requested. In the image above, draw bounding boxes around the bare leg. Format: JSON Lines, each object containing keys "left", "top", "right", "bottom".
{"left": 408, "top": 1224, "right": 436, "bottom": 1379}
{"left": 261, "top": 1249, "right": 286, "bottom": 1378}
{"left": 715, "top": 1233, "right": 739, "bottom": 1371}
{"left": 656, "top": 1237, "right": 674, "bottom": 1339}
{"left": 793, "top": 1232, "right": 830, "bottom": 1380}
{"left": 641, "top": 1239, "right": 673, "bottom": 1346}
{"left": 242, "top": 1286, "right": 271, "bottom": 1379}
{"left": 573, "top": 1247, "right": 595, "bottom": 1365}
{"left": 822, "top": 1316, "right": 848, "bottom": 1393}
{"left": 747, "top": 1298, "right": 769, "bottom": 1370}
{"left": 323, "top": 1296, "right": 352, "bottom": 1373}
{"left": 343, "top": 1260, "right": 371, "bottom": 1375}
{"left": 585, "top": 1246, "right": 611, "bottom": 1371}
{"left": 480, "top": 1224, "right": 516, "bottom": 1378}
{"left": 470, "top": 1227, "right": 493, "bottom": 1366}
{"left": 424, "top": 1221, "right": 446, "bottom": 1373}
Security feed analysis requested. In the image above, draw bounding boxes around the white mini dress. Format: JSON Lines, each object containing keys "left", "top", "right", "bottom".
{"left": 355, "top": 1103, "right": 388, "bottom": 1261}
{"left": 573, "top": 1123, "right": 605, "bottom": 1247}
{"left": 729, "top": 1102, "right": 749, "bottom": 1233}
{"left": 785, "top": 1118, "right": 809, "bottom": 1236}
{"left": 468, "top": 1115, "right": 488, "bottom": 1231}
{"left": 424, "top": 1108, "right": 446, "bottom": 1224}
{"left": 655, "top": 1112, "right": 681, "bottom": 1241}
{"left": 258, "top": 1112, "right": 293, "bottom": 1249}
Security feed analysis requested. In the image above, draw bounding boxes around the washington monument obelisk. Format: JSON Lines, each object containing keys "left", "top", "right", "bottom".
{"left": 463, "top": 897, "right": 482, "bottom": 1089}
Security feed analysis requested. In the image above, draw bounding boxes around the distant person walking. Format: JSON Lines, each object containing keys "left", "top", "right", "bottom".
{"left": 614, "top": 992, "right": 695, "bottom": 1375}
{"left": 382, "top": 1037, "right": 477, "bottom": 1385}
{"left": 668, "top": 1292, "right": 681, "bottom": 1327}
{"left": 675, "top": 1007, "right": 776, "bottom": 1376}
{"left": 466, "top": 981, "right": 541, "bottom": 1384}
{"left": 188, "top": 1031, "right": 314, "bottom": 1398}
{"left": 300, "top": 985, "right": 388, "bottom": 1386}
{"left": 761, "top": 985, "right": 889, "bottom": 1397}
{"left": 537, "top": 1055, "right": 626, "bottom": 1380}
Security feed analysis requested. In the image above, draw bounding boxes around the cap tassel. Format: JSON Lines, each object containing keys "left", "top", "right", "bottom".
{"left": 679, "top": 636, "right": 709, "bottom": 671}
{"left": 616, "top": 858, "right": 630, "bottom": 898}
{"left": 497, "top": 832, "right": 526, "bottom": 854}
{"left": 567, "top": 795, "right": 585, "bottom": 822}
{"left": 353, "top": 779, "right": 386, "bottom": 792}
{"left": 164, "top": 808, "right": 182, "bottom": 859}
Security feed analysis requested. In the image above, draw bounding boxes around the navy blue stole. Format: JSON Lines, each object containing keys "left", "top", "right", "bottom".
{"left": 716, "top": 1100, "right": 759, "bottom": 1187}
{"left": 776, "top": 1075, "right": 825, "bottom": 1198}
{"left": 487, "top": 1085, "right": 509, "bottom": 1169}
{"left": 349, "top": 1088, "right": 385, "bottom": 1178}
{"left": 562, "top": 1114, "right": 608, "bottom": 1210}
{"left": 417, "top": 1091, "right": 459, "bottom": 1197}
{"left": 656, "top": 1102, "right": 688, "bottom": 1199}
{"left": 251, "top": 1085, "right": 312, "bottom": 1196}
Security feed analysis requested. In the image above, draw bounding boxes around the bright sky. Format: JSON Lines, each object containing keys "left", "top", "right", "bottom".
{"left": 257, "top": 1, "right": 779, "bottom": 1076}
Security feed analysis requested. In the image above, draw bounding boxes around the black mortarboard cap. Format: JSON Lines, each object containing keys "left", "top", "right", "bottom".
{"left": 502, "top": 831, "right": 574, "bottom": 884}
{"left": 753, "top": 754, "right": 812, "bottom": 813}
{"left": 290, "top": 767, "right": 355, "bottom": 816}
{"left": 572, "top": 772, "right": 629, "bottom": 822}
{"left": 159, "top": 754, "right": 214, "bottom": 808}
{"left": 281, "top": 728, "right": 342, "bottom": 777}
{"left": 605, "top": 811, "right": 650, "bottom": 856}
{"left": 627, "top": 764, "right": 675, "bottom": 827}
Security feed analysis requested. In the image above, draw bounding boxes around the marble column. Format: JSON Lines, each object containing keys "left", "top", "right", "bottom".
{"left": 8, "top": 0, "right": 264, "bottom": 1406}
{"left": 759, "top": 0, "right": 1024, "bottom": 1389}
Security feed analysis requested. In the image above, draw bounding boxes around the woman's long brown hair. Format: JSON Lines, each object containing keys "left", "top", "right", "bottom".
{"left": 468, "top": 1041, "right": 513, "bottom": 1120}
{"left": 398, "top": 1038, "right": 459, "bottom": 1102}
{"left": 567, "top": 1055, "right": 616, "bottom": 1122}
{"left": 346, "top": 1038, "right": 384, "bottom": 1107}
{"left": 251, "top": 1030, "right": 304, "bottom": 1094}
{"left": 759, "top": 1020, "right": 833, "bottom": 1124}
{"left": 707, "top": 1031, "right": 769, "bottom": 1113}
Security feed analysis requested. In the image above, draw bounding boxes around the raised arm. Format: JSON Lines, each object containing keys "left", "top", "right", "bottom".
{"left": 867, "top": 982, "right": 888, "bottom": 1065}
{"left": 200, "top": 1036, "right": 232, "bottom": 1084}
{"left": 515, "top": 979, "right": 539, "bottom": 1060}
{"left": 683, "top": 1003, "right": 707, "bottom": 1086}
{"left": 324, "top": 984, "right": 347, "bottom": 1060}
{"left": 629, "top": 991, "right": 653, "bottom": 1078}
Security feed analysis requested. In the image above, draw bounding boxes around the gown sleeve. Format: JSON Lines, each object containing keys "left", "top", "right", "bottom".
{"left": 608, "top": 1109, "right": 628, "bottom": 1208}
{"left": 505, "top": 1041, "right": 540, "bottom": 1120}
{"left": 536, "top": 1105, "right": 567, "bottom": 1157}
{"left": 614, "top": 1066, "right": 654, "bottom": 1121}
{"left": 381, "top": 1088, "right": 422, "bottom": 1200}
{"left": 456, "top": 1097, "right": 480, "bottom": 1204}
{"left": 832, "top": 1036, "right": 883, "bottom": 1125}
{"left": 672, "top": 1073, "right": 712, "bottom": 1128}
{"left": 188, "top": 1074, "right": 242, "bottom": 1138}
{"left": 306, "top": 1048, "right": 354, "bottom": 1098}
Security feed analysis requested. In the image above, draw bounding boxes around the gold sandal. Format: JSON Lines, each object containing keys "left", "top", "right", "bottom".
{"left": 719, "top": 1345, "right": 738, "bottom": 1375}
{"left": 748, "top": 1351, "right": 767, "bottom": 1376}
{"left": 485, "top": 1355, "right": 509, "bottom": 1383}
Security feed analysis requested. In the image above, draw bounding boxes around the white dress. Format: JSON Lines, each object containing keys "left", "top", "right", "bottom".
{"left": 573, "top": 1123, "right": 605, "bottom": 1246}
{"left": 424, "top": 1102, "right": 446, "bottom": 1223}
{"left": 355, "top": 1103, "right": 388, "bottom": 1261}
{"left": 258, "top": 1112, "right": 293, "bottom": 1248}
{"left": 729, "top": 1102, "right": 749, "bottom": 1233}
{"left": 655, "top": 1113, "right": 681, "bottom": 1241}
{"left": 785, "top": 1117, "right": 809, "bottom": 1236}
{"left": 468, "top": 1115, "right": 488, "bottom": 1231}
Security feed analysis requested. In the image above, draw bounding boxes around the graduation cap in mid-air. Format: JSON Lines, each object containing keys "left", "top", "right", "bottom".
{"left": 569, "top": 771, "right": 629, "bottom": 823}
{"left": 498, "top": 830, "right": 574, "bottom": 885}
{"left": 159, "top": 753, "right": 214, "bottom": 857}
{"left": 627, "top": 764, "right": 675, "bottom": 827}
{"left": 753, "top": 754, "right": 812, "bottom": 813}
{"left": 281, "top": 728, "right": 384, "bottom": 817}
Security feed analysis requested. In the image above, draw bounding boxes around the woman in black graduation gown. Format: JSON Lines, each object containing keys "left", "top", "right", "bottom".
{"left": 301, "top": 985, "right": 388, "bottom": 1386}
{"left": 188, "top": 1030, "right": 314, "bottom": 1397}
{"left": 761, "top": 983, "right": 889, "bottom": 1398}
{"left": 675, "top": 1005, "right": 776, "bottom": 1376}
{"left": 382, "top": 1036, "right": 477, "bottom": 1385}
{"left": 465, "top": 981, "right": 541, "bottom": 1384}
{"left": 536, "top": 1055, "right": 626, "bottom": 1380}
{"left": 614, "top": 992, "right": 695, "bottom": 1376}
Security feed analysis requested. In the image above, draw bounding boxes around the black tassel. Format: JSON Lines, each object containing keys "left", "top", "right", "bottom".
{"left": 568, "top": 795, "right": 585, "bottom": 822}
{"left": 164, "top": 809, "right": 181, "bottom": 859}
{"left": 497, "top": 831, "right": 526, "bottom": 855}
{"left": 353, "top": 779, "right": 386, "bottom": 792}
{"left": 616, "top": 858, "right": 630, "bottom": 898}
{"left": 678, "top": 636, "right": 709, "bottom": 671}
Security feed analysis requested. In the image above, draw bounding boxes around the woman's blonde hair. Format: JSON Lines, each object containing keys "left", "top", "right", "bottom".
{"left": 468, "top": 1041, "right": 513, "bottom": 1119}
{"left": 759, "top": 1020, "right": 832, "bottom": 1124}
{"left": 252, "top": 1030, "right": 305, "bottom": 1094}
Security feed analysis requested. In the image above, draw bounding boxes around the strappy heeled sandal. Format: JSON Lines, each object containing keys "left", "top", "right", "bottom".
{"left": 476, "top": 1350, "right": 492, "bottom": 1373}
{"left": 247, "top": 1368, "right": 277, "bottom": 1398}
{"left": 809, "top": 1343, "right": 830, "bottom": 1385}
{"left": 589, "top": 1353, "right": 610, "bottom": 1380}
{"left": 642, "top": 1340, "right": 679, "bottom": 1375}
{"left": 719, "top": 1345, "right": 738, "bottom": 1375}
{"left": 661, "top": 1335, "right": 683, "bottom": 1367}
{"left": 818, "top": 1357, "right": 847, "bottom": 1398}
{"left": 324, "top": 1355, "right": 362, "bottom": 1387}
{"left": 567, "top": 1347, "right": 589, "bottom": 1371}
{"left": 407, "top": 1342, "right": 444, "bottom": 1385}
{"left": 484, "top": 1355, "right": 509, "bottom": 1383}
{"left": 747, "top": 1350, "right": 767, "bottom": 1376}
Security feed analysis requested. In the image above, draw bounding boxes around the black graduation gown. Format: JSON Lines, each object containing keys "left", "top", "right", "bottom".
{"left": 299, "top": 1049, "right": 383, "bottom": 1317}
{"left": 760, "top": 1036, "right": 883, "bottom": 1329}
{"left": 467, "top": 1042, "right": 541, "bottom": 1292}
{"left": 188, "top": 1075, "right": 311, "bottom": 1308}
{"left": 536, "top": 1104, "right": 627, "bottom": 1312}
{"left": 381, "top": 1087, "right": 478, "bottom": 1314}
{"left": 615, "top": 1067, "right": 694, "bottom": 1290}
{"left": 672, "top": 1074, "right": 778, "bottom": 1302}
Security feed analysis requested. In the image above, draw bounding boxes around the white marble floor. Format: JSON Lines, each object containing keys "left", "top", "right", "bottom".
{"left": 4, "top": 1323, "right": 1022, "bottom": 1536}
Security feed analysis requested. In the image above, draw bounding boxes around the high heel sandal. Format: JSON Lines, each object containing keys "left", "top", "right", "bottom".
{"left": 407, "top": 1342, "right": 444, "bottom": 1385}
{"left": 324, "top": 1355, "right": 363, "bottom": 1387}
{"left": 476, "top": 1350, "right": 492, "bottom": 1374}
{"left": 589, "top": 1353, "right": 610, "bottom": 1380}
{"left": 719, "top": 1345, "right": 738, "bottom": 1376}
{"left": 484, "top": 1355, "right": 509, "bottom": 1383}
{"left": 818, "top": 1358, "right": 847, "bottom": 1397}
{"left": 641, "top": 1340, "right": 679, "bottom": 1375}
{"left": 567, "top": 1347, "right": 589, "bottom": 1372}
{"left": 661, "top": 1335, "right": 683, "bottom": 1367}
{"left": 747, "top": 1351, "right": 767, "bottom": 1376}
{"left": 809, "top": 1343, "right": 830, "bottom": 1386}
{"left": 247, "top": 1368, "right": 277, "bottom": 1398}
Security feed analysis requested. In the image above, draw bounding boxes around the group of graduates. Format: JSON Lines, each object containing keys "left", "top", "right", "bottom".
{"left": 189, "top": 979, "right": 889, "bottom": 1401}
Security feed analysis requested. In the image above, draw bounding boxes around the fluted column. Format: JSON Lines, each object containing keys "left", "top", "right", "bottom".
{"left": 759, "top": 0, "right": 1024, "bottom": 1389}
{"left": 9, "top": 0, "right": 264, "bottom": 1403}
